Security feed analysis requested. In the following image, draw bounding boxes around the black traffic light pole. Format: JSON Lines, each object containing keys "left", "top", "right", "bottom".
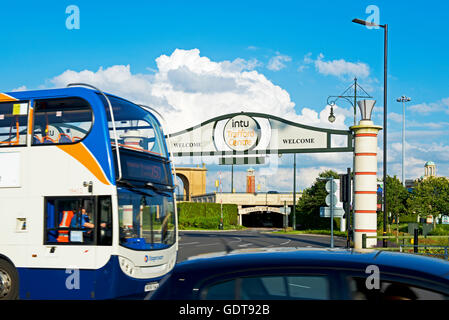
{"left": 340, "top": 167, "right": 352, "bottom": 248}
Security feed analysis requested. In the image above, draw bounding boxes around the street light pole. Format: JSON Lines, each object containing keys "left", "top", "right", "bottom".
{"left": 397, "top": 95, "right": 411, "bottom": 186}
{"left": 219, "top": 171, "right": 223, "bottom": 230}
{"left": 293, "top": 153, "right": 296, "bottom": 230}
{"left": 352, "top": 18, "right": 388, "bottom": 247}
{"left": 231, "top": 163, "right": 234, "bottom": 193}
{"left": 326, "top": 78, "right": 372, "bottom": 244}
{"left": 383, "top": 24, "right": 388, "bottom": 248}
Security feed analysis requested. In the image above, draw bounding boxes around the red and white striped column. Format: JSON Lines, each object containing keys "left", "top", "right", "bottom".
{"left": 350, "top": 120, "right": 382, "bottom": 249}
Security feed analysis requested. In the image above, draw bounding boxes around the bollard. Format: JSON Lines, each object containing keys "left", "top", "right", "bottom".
{"left": 362, "top": 233, "right": 366, "bottom": 249}
{"left": 414, "top": 228, "right": 419, "bottom": 253}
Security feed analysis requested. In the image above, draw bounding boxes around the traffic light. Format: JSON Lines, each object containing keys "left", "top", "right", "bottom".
{"left": 339, "top": 173, "right": 351, "bottom": 204}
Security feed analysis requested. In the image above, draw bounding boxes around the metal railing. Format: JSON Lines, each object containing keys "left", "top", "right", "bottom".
{"left": 398, "top": 244, "right": 449, "bottom": 260}
{"left": 361, "top": 233, "right": 449, "bottom": 260}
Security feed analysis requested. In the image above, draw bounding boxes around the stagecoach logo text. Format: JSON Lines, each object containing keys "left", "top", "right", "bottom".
{"left": 223, "top": 115, "right": 260, "bottom": 152}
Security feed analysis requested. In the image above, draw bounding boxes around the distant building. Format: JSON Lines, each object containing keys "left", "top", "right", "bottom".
{"left": 424, "top": 161, "right": 436, "bottom": 178}
{"left": 406, "top": 161, "right": 445, "bottom": 190}
{"left": 246, "top": 168, "right": 255, "bottom": 193}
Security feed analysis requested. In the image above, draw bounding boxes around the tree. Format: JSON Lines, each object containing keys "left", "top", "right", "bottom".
{"left": 295, "top": 170, "right": 339, "bottom": 230}
{"left": 407, "top": 176, "right": 449, "bottom": 226}
{"left": 385, "top": 175, "right": 409, "bottom": 222}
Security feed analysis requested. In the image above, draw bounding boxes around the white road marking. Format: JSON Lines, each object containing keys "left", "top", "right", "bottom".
{"left": 280, "top": 239, "right": 291, "bottom": 245}
{"left": 228, "top": 237, "right": 242, "bottom": 244}
{"left": 179, "top": 242, "right": 200, "bottom": 246}
{"left": 238, "top": 243, "right": 253, "bottom": 247}
{"left": 196, "top": 243, "right": 220, "bottom": 247}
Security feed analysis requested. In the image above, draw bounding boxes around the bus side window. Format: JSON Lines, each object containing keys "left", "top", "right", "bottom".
{"left": 32, "top": 98, "right": 93, "bottom": 146}
{"left": 0, "top": 101, "right": 28, "bottom": 147}
{"left": 45, "top": 197, "right": 97, "bottom": 245}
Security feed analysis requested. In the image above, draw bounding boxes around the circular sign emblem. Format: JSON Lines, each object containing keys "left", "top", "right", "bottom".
{"left": 223, "top": 115, "right": 261, "bottom": 151}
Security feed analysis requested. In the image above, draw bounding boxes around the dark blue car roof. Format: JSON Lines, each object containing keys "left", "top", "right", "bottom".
{"left": 175, "top": 248, "right": 449, "bottom": 279}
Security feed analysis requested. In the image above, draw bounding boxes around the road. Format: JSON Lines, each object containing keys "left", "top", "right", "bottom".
{"left": 177, "top": 228, "right": 347, "bottom": 262}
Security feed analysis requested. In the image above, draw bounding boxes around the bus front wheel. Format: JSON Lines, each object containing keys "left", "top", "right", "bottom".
{"left": 0, "top": 259, "right": 19, "bottom": 300}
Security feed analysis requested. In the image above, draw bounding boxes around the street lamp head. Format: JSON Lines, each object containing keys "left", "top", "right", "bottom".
{"left": 397, "top": 95, "right": 411, "bottom": 102}
{"left": 352, "top": 18, "right": 367, "bottom": 25}
{"left": 352, "top": 18, "right": 384, "bottom": 28}
{"left": 357, "top": 99, "right": 376, "bottom": 121}
{"left": 328, "top": 106, "right": 336, "bottom": 123}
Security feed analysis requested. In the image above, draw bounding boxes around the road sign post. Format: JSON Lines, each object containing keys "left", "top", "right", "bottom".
{"left": 324, "top": 177, "right": 339, "bottom": 248}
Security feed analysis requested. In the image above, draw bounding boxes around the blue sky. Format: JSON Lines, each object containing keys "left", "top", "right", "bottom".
{"left": 1, "top": 0, "right": 448, "bottom": 192}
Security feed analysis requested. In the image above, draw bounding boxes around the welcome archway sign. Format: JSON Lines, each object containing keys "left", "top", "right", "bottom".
{"left": 168, "top": 105, "right": 382, "bottom": 250}
{"left": 168, "top": 112, "right": 354, "bottom": 160}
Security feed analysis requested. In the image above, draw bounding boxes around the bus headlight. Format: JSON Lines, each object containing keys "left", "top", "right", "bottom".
{"left": 119, "top": 256, "right": 135, "bottom": 276}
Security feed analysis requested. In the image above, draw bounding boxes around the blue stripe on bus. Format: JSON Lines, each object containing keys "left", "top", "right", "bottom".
{"left": 17, "top": 255, "right": 166, "bottom": 300}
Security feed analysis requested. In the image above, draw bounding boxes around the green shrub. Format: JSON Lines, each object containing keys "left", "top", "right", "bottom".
{"left": 177, "top": 202, "right": 238, "bottom": 230}
{"left": 428, "top": 225, "right": 449, "bottom": 236}
{"left": 400, "top": 214, "right": 419, "bottom": 223}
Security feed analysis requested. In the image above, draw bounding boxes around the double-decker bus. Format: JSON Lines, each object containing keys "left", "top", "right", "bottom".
{"left": 0, "top": 84, "right": 178, "bottom": 299}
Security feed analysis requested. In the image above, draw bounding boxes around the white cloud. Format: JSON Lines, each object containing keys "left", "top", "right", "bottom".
{"left": 407, "top": 120, "right": 449, "bottom": 129}
{"left": 47, "top": 49, "right": 358, "bottom": 137}
{"left": 442, "top": 97, "right": 449, "bottom": 107}
{"left": 408, "top": 98, "right": 449, "bottom": 115}
{"left": 388, "top": 112, "right": 403, "bottom": 123}
{"left": 267, "top": 53, "right": 292, "bottom": 71}
{"left": 11, "top": 85, "right": 28, "bottom": 92}
{"left": 305, "top": 53, "right": 370, "bottom": 79}
{"left": 50, "top": 49, "right": 295, "bottom": 133}
{"left": 38, "top": 48, "right": 396, "bottom": 192}
{"left": 408, "top": 102, "right": 436, "bottom": 114}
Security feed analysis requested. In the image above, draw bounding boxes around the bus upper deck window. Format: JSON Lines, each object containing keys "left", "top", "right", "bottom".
{"left": 98, "top": 94, "right": 168, "bottom": 158}
{"left": 0, "top": 101, "right": 28, "bottom": 147}
{"left": 32, "top": 98, "right": 93, "bottom": 145}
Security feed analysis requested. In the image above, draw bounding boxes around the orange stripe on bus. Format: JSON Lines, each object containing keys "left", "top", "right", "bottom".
{"left": 355, "top": 210, "right": 377, "bottom": 213}
{"left": 355, "top": 191, "right": 377, "bottom": 194}
{"left": 0, "top": 93, "right": 18, "bottom": 102}
{"left": 354, "top": 229, "right": 377, "bottom": 232}
{"left": 28, "top": 107, "right": 34, "bottom": 135}
{"left": 355, "top": 172, "right": 377, "bottom": 175}
{"left": 57, "top": 143, "right": 111, "bottom": 185}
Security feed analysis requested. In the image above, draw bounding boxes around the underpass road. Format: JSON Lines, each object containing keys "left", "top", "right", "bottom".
{"left": 177, "top": 228, "right": 347, "bottom": 262}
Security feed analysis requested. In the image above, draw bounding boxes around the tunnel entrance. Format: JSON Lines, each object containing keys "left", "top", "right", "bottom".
{"left": 242, "top": 211, "right": 284, "bottom": 228}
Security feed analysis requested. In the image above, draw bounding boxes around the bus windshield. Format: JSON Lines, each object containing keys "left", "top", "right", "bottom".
{"left": 118, "top": 186, "right": 176, "bottom": 250}
{"left": 100, "top": 94, "right": 168, "bottom": 158}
